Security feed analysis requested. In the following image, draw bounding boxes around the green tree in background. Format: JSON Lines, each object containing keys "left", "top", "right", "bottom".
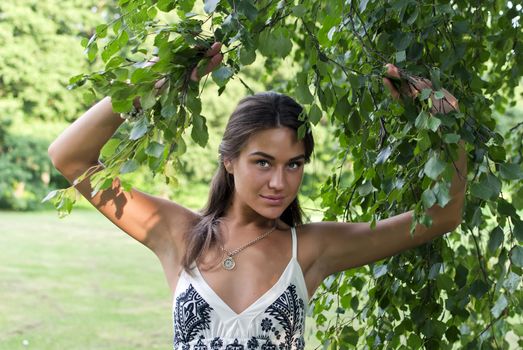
{"left": 0, "top": 0, "right": 111, "bottom": 209}
{"left": 47, "top": 0, "right": 523, "bottom": 348}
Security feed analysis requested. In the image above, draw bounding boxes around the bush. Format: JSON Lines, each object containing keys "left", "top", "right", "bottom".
{"left": 0, "top": 124, "right": 67, "bottom": 210}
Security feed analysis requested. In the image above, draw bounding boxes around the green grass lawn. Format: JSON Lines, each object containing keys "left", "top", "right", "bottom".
{"left": 0, "top": 209, "right": 322, "bottom": 349}
{"left": 0, "top": 209, "right": 172, "bottom": 350}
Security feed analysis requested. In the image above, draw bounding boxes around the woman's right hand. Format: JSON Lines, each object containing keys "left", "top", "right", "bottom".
{"left": 134, "top": 42, "right": 223, "bottom": 108}
{"left": 190, "top": 42, "right": 223, "bottom": 82}
{"left": 145, "top": 42, "right": 223, "bottom": 88}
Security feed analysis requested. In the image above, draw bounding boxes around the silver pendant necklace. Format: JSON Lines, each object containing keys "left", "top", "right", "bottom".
{"left": 221, "top": 224, "right": 277, "bottom": 271}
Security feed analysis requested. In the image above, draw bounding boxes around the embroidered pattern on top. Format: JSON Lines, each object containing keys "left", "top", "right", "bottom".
{"left": 174, "top": 284, "right": 214, "bottom": 346}
{"left": 173, "top": 284, "right": 305, "bottom": 349}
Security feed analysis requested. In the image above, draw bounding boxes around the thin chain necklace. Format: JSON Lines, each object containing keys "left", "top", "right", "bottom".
{"left": 221, "top": 224, "right": 277, "bottom": 271}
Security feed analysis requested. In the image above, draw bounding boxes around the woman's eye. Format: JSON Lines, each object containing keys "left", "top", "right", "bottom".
{"left": 256, "top": 160, "right": 270, "bottom": 168}
{"left": 288, "top": 162, "right": 303, "bottom": 169}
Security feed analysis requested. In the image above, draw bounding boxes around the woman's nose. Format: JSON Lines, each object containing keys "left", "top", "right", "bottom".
{"left": 268, "top": 168, "right": 285, "bottom": 190}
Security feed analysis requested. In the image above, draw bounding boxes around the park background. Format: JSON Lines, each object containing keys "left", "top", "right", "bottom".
{"left": 1, "top": 0, "right": 522, "bottom": 349}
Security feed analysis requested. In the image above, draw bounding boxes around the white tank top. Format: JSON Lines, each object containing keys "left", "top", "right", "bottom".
{"left": 171, "top": 227, "right": 309, "bottom": 349}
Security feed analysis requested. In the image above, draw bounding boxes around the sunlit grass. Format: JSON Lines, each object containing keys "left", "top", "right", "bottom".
{"left": 0, "top": 209, "right": 323, "bottom": 349}
{"left": 0, "top": 210, "right": 171, "bottom": 350}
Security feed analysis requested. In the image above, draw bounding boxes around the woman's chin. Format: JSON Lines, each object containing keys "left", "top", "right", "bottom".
{"left": 255, "top": 207, "right": 285, "bottom": 220}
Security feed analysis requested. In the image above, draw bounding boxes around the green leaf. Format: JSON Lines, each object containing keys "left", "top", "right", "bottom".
{"left": 297, "top": 124, "right": 307, "bottom": 140}
{"left": 407, "top": 334, "right": 423, "bottom": 348}
{"left": 489, "top": 145, "right": 506, "bottom": 162}
{"left": 360, "top": 90, "right": 373, "bottom": 119}
{"left": 348, "top": 110, "right": 361, "bottom": 131}
{"left": 393, "top": 32, "right": 413, "bottom": 51}
{"left": 469, "top": 279, "right": 489, "bottom": 298}
{"left": 333, "top": 95, "right": 350, "bottom": 121}
{"left": 430, "top": 67, "right": 441, "bottom": 90}
{"left": 421, "top": 188, "right": 437, "bottom": 208}
{"left": 358, "top": 181, "right": 375, "bottom": 196}
{"left": 503, "top": 271, "right": 521, "bottom": 293}
{"left": 455, "top": 265, "right": 468, "bottom": 288}
{"left": 436, "top": 273, "right": 454, "bottom": 290}
{"left": 161, "top": 101, "right": 177, "bottom": 118}
{"left": 396, "top": 50, "right": 406, "bottom": 63}
{"left": 109, "top": 99, "right": 132, "bottom": 114}
{"left": 497, "top": 198, "right": 519, "bottom": 219}
{"left": 130, "top": 68, "right": 154, "bottom": 84}
{"left": 420, "top": 88, "right": 432, "bottom": 100}
{"left": 211, "top": 66, "right": 233, "bottom": 87}
{"left": 258, "top": 28, "right": 292, "bottom": 58}
{"left": 434, "top": 90, "right": 445, "bottom": 100}
{"left": 491, "top": 294, "right": 508, "bottom": 318}
{"left": 487, "top": 227, "right": 504, "bottom": 253}
{"left": 433, "top": 181, "right": 451, "bottom": 207}
{"left": 191, "top": 114, "right": 209, "bottom": 147}
{"left": 41, "top": 190, "right": 59, "bottom": 203}
{"left": 429, "top": 262, "right": 443, "bottom": 280}
{"left": 117, "top": 30, "right": 129, "bottom": 47}
{"left": 145, "top": 142, "right": 165, "bottom": 158}
{"left": 445, "top": 326, "right": 460, "bottom": 343}
{"left": 443, "top": 133, "right": 460, "bottom": 144}
{"left": 295, "top": 72, "right": 313, "bottom": 105}
{"left": 203, "top": 0, "right": 219, "bottom": 14}
{"left": 140, "top": 89, "right": 156, "bottom": 110}
{"left": 308, "top": 104, "right": 322, "bottom": 125}
{"left": 499, "top": 162, "right": 523, "bottom": 180}
{"left": 239, "top": 47, "right": 256, "bottom": 66}
{"left": 375, "top": 145, "right": 392, "bottom": 165}
{"left": 95, "top": 24, "right": 107, "bottom": 38}
{"left": 511, "top": 246, "right": 523, "bottom": 267}
{"left": 424, "top": 154, "right": 446, "bottom": 180}
{"left": 100, "top": 138, "right": 121, "bottom": 158}
{"left": 471, "top": 173, "right": 501, "bottom": 201}
{"left": 427, "top": 116, "right": 441, "bottom": 132}
{"left": 272, "top": 28, "right": 293, "bottom": 58}
{"left": 186, "top": 93, "right": 202, "bottom": 115}
{"left": 130, "top": 117, "right": 149, "bottom": 140}
{"left": 514, "top": 220, "right": 523, "bottom": 243}
{"left": 292, "top": 4, "right": 307, "bottom": 17}
{"left": 87, "top": 42, "right": 98, "bottom": 62}
{"left": 415, "top": 111, "right": 430, "bottom": 129}
{"left": 373, "top": 264, "right": 388, "bottom": 278}
{"left": 237, "top": 0, "right": 257, "bottom": 21}
{"left": 120, "top": 159, "right": 139, "bottom": 174}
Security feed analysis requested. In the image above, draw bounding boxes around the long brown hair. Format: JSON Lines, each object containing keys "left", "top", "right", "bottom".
{"left": 182, "top": 92, "right": 315, "bottom": 272}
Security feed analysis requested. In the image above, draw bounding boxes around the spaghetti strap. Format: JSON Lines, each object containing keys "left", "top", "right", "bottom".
{"left": 291, "top": 226, "right": 297, "bottom": 259}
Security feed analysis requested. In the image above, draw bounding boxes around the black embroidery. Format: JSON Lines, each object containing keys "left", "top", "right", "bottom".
{"left": 261, "top": 341, "right": 277, "bottom": 350}
{"left": 174, "top": 284, "right": 213, "bottom": 346}
{"left": 225, "top": 339, "right": 244, "bottom": 349}
{"left": 264, "top": 284, "right": 305, "bottom": 350}
{"left": 173, "top": 284, "right": 306, "bottom": 349}
{"left": 195, "top": 336, "right": 209, "bottom": 350}
{"left": 210, "top": 337, "right": 223, "bottom": 349}
{"left": 247, "top": 337, "right": 259, "bottom": 349}
{"left": 261, "top": 318, "right": 272, "bottom": 332}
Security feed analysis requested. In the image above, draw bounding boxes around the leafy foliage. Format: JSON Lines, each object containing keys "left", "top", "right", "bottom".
{"left": 49, "top": 0, "right": 523, "bottom": 348}
{"left": 0, "top": 0, "right": 118, "bottom": 210}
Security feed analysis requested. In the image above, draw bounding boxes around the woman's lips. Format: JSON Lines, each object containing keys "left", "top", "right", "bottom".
{"left": 260, "top": 195, "right": 285, "bottom": 205}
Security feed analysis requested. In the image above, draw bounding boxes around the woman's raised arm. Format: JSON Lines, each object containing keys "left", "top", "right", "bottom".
{"left": 304, "top": 64, "right": 467, "bottom": 279}
{"left": 48, "top": 43, "right": 223, "bottom": 263}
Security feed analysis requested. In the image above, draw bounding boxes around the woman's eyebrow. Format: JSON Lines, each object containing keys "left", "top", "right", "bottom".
{"left": 248, "top": 151, "right": 306, "bottom": 161}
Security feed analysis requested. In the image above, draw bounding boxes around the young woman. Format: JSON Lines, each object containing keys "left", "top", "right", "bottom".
{"left": 48, "top": 43, "right": 467, "bottom": 349}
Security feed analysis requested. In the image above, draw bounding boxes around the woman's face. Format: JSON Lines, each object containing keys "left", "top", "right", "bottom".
{"left": 225, "top": 127, "right": 306, "bottom": 220}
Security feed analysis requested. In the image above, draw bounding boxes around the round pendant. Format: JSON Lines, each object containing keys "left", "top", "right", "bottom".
{"left": 222, "top": 256, "right": 236, "bottom": 270}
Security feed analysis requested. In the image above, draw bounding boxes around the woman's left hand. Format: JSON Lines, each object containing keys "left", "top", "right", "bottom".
{"left": 382, "top": 64, "right": 459, "bottom": 114}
